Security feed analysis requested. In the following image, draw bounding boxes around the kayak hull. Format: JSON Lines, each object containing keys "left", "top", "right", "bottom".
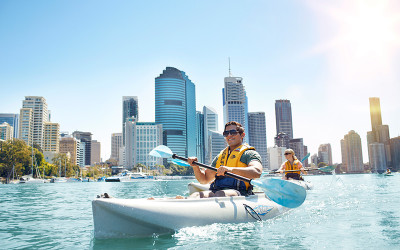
{"left": 92, "top": 193, "right": 290, "bottom": 238}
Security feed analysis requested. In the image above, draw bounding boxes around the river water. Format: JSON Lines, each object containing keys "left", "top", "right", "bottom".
{"left": 1, "top": 174, "right": 399, "bottom": 249}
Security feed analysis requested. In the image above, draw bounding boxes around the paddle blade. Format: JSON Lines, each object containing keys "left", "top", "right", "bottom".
{"left": 300, "top": 153, "right": 310, "bottom": 163}
{"left": 149, "top": 145, "right": 173, "bottom": 158}
{"left": 251, "top": 178, "right": 306, "bottom": 208}
{"left": 171, "top": 159, "right": 190, "bottom": 167}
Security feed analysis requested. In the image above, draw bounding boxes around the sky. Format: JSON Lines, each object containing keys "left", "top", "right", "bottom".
{"left": 1, "top": 0, "right": 400, "bottom": 164}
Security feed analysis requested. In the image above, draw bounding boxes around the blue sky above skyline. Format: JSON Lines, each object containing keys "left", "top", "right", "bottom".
{"left": 1, "top": 0, "right": 400, "bottom": 164}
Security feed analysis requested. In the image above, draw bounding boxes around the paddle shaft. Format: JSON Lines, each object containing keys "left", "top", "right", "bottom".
{"left": 172, "top": 154, "right": 251, "bottom": 183}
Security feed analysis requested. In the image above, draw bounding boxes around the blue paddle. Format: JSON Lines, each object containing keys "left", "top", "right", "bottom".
{"left": 150, "top": 145, "right": 306, "bottom": 208}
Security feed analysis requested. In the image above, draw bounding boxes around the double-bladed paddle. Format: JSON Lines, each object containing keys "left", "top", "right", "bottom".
{"left": 149, "top": 145, "right": 306, "bottom": 208}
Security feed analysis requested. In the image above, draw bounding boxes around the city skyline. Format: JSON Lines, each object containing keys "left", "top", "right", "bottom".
{"left": 1, "top": 1, "right": 400, "bottom": 163}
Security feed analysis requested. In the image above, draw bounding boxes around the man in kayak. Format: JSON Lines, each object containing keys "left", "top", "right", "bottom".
{"left": 278, "top": 149, "right": 306, "bottom": 180}
{"left": 187, "top": 121, "right": 263, "bottom": 198}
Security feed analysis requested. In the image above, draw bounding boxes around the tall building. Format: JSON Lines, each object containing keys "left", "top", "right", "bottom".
{"left": 124, "top": 118, "right": 163, "bottom": 169}
{"left": 0, "top": 113, "right": 19, "bottom": 138}
{"left": 19, "top": 108, "right": 33, "bottom": 146}
{"left": 367, "top": 97, "right": 390, "bottom": 169}
{"left": 274, "top": 132, "right": 290, "bottom": 148}
{"left": 369, "top": 97, "right": 382, "bottom": 132}
{"left": 43, "top": 122, "right": 60, "bottom": 152}
{"left": 203, "top": 106, "right": 218, "bottom": 164}
{"left": 91, "top": 140, "right": 101, "bottom": 165}
{"left": 122, "top": 96, "right": 139, "bottom": 146}
{"left": 111, "top": 133, "right": 123, "bottom": 163}
{"left": 390, "top": 137, "right": 400, "bottom": 171}
{"left": 0, "top": 122, "right": 14, "bottom": 141}
{"left": 268, "top": 146, "right": 286, "bottom": 170}
{"left": 155, "top": 67, "right": 196, "bottom": 158}
{"left": 196, "top": 111, "right": 205, "bottom": 163}
{"left": 369, "top": 142, "right": 387, "bottom": 173}
{"left": 318, "top": 143, "right": 333, "bottom": 166}
{"left": 248, "top": 112, "right": 268, "bottom": 169}
{"left": 223, "top": 76, "right": 249, "bottom": 141}
{"left": 275, "top": 100, "right": 293, "bottom": 140}
{"left": 22, "top": 96, "right": 48, "bottom": 148}
{"left": 341, "top": 130, "right": 364, "bottom": 173}
{"left": 72, "top": 131, "right": 92, "bottom": 166}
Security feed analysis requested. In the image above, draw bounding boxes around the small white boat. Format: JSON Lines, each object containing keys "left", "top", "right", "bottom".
{"left": 105, "top": 171, "right": 155, "bottom": 182}
{"left": 50, "top": 177, "right": 67, "bottom": 183}
{"left": 92, "top": 192, "right": 290, "bottom": 238}
{"left": 19, "top": 175, "right": 45, "bottom": 184}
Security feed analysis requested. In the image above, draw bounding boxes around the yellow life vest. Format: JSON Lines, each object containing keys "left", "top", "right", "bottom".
{"left": 285, "top": 160, "right": 301, "bottom": 175}
{"left": 215, "top": 144, "right": 255, "bottom": 189}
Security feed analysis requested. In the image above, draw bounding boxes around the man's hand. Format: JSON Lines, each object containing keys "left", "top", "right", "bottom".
{"left": 187, "top": 157, "right": 198, "bottom": 167}
{"left": 216, "top": 165, "right": 233, "bottom": 176}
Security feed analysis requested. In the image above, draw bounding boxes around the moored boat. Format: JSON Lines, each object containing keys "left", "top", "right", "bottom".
{"left": 92, "top": 192, "right": 290, "bottom": 238}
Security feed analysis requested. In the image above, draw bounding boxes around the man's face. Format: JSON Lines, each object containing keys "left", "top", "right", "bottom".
{"left": 224, "top": 125, "right": 244, "bottom": 148}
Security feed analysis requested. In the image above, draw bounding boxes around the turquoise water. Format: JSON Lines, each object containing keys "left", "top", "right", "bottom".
{"left": 1, "top": 174, "right": 399, "bottom": 249}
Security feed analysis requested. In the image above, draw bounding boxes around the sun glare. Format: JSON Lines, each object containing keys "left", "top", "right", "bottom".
{"left": 308, "top": 0, "right": 400, "bottom": 84}
{"left": 339, "top": 1, "right": 400, "bottom": 57}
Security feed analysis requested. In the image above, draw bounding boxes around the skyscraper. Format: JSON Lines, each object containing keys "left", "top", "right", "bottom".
{"left": 122, "top": 96, "right": 139, "bottom": 146}
{"left": 0, "top": 113, "right": 19, "bottom": 138}
{"left": 155, "top": 67, "right": 196, "bottom": 158}
{"left": 275, "top": 100, "right": 293, "bottom": 140}
{"left": 341, "top": 130, "right": 364, "bottom": 173}
{"left": 367, "top": 97, "right": 390, "bottom": 169}
{"left": 22, "top": 96, "right": 48, "bottom": 148}
{"left": 248, "top": 112, "right": 268, "bottom": 169}
{"left": 369, "top": 97, "right": 382, "bottom": 132}
{"left": 203, "top": 106, "right": 218, "bottom": 164}
{"left": 223, "top": 76, "right": 248, "bottom": 141}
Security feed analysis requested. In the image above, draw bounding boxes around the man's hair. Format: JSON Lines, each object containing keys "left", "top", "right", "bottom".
{"left": 224, "top": 121, "right": 245, "bottom": 134}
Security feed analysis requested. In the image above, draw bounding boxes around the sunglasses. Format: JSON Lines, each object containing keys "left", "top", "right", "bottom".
{"left": 284, "top": 153, "right": 292, "bottom": 155}
{"left": 223, "top": 129, "right": 239, "bottom": 137}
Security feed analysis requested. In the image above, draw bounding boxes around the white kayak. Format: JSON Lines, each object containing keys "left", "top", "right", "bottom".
{"left": 92, "top": 192, "right": 290, "bottom": 238}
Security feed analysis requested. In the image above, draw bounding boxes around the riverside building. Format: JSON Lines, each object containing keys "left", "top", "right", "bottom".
{"left": 0, "top": 122, "right": 14, "bottom": 141}
{"left": 22, "top": 96, "right": 49, "bottom": 148}
{"left": 155, "top": 67, "right": 196, "bottom": 158}
{"left": 248, "top": 112, "right": 268, "bottom": 169}
{"left": 122, "top": 96, "right": 139, "bottom": 146}
{"left": 19, "top": 108, "right": 33, "bottom": 146}
{"left": 203, "top": 106, "right": 219, "bottom": 164}
{"left": 111, "top": 133, "right": 123, "bottom": 164}
{"left": 91, "top": 140, "right": 101, "bottom": 165}
{"left": 341, "top": 130, "right": 364, "bottom": 173}
{"left": 124, "top": 118, "right": 163, "bottom": 169}
{"left": 72, "top": 131, "right": 92, "bottom": 166}
{"left": 0, "top": 113, "right": 19, "bottom": 138}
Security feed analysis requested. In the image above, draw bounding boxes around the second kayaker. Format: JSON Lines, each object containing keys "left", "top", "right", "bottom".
{"left": 187, "top": 121, "right": 263, "bottom": 198}
{"left": 278, "top": 149, "right": 306, "bottom": 180}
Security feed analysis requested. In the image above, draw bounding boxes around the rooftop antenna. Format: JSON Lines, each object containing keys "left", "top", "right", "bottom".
{"left": 228, "top": 57, "right": 232, "bottom": 77}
